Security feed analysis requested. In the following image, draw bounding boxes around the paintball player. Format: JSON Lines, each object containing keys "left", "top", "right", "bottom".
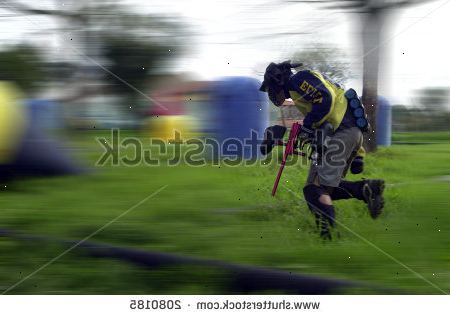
{"left": 259, "top": 61, "right": 385, "bottom": 240}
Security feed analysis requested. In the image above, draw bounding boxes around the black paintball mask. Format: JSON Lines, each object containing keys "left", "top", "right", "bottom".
{"left": 259, "top": 61, "right": 302, "bottom": 106}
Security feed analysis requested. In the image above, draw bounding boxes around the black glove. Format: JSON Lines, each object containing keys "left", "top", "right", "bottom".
{"left": 260, "top": 125, "right": 287, "bottom": 155}
{"left": 299, "top": 125, "right": 314, "bottom": 149}
{"left": 350, "top": 156, "right": 364, "bottom": 174}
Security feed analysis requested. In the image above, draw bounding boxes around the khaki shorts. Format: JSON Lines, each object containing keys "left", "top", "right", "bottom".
{"left": 307, "top": 127, "right": 363, "bottom": 187}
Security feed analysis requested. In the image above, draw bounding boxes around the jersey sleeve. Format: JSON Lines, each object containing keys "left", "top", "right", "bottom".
{"left": 287, "top": 70, "right": 334, "bottom": 129}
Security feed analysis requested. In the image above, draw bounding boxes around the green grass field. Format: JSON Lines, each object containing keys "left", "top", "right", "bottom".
{"left": 0, "top": 131, "right": 449, "bottom": 294}
{"left": 392, "top": 131, "right": 450, "bottom": 143}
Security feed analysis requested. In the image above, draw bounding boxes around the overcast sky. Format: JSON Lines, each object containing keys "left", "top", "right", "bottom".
{"left": 1, "top": 0, "right": 450, "bottom": 105}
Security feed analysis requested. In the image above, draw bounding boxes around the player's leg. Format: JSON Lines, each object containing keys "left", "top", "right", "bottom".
{"left": 303, "top": 126, "right": 361, "bottom": 239}
{"left": 330, "top": 180, "right": 385, "bottom": 218}
{"left": 303, "top": 184, "right": 335, "bottom": 240}
{"left": 325, "top": 127, "right": 386, "bottom": 218}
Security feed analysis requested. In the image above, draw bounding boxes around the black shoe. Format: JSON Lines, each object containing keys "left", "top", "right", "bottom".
{"left": 362, "top": 179, "right": 385, "bottom": 219}
{"left": 320, "top": 229, "right": 332, "bottom": 240}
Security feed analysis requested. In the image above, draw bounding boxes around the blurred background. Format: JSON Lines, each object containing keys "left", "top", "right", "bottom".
{"left": 0, "top": 0, "right": 449, "bottom": 294}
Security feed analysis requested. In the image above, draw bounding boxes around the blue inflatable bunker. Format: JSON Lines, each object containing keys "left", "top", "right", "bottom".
{"left": 376, "top": 96, "right": 392, "bottom": 146}
{"left": 0, "top": 84, "right": 83, "bottom": 182}
{"left": 210, "top": 77, "right": 269, "bottom": 159}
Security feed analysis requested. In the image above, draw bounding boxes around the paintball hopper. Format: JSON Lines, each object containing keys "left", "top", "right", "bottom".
{"left": 260, "top": 125, "right": 287, "bottom": 155}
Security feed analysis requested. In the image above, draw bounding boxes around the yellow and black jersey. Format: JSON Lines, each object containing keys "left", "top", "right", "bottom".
{"left": 286, "top": 70, "right": 365, "bottom": 157}
{"left": 285, "top": 70, "right": 349, "bottom": 131}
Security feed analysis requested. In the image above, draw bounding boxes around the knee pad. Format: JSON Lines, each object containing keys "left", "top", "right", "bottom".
{"left": 303, "top": 184, "right": 333, "bottom": 202}
{"left": 303, "top": 184, "right": 320, "bottom": 202}
{"left": 303, "top": 184, "right": 336, "bottom": 225}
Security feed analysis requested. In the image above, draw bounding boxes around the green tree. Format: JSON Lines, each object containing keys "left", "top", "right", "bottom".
{"left": 286, "top": 0, "right": 437, "bottom": 151}
{"left": 1, "top": 0, "right": 190, "bottom": 103}
{"left": 292, "top": 44, "right": 351, "bottom": 84}
{"left": 0, "top": 45, "right": 46, "bottom": 94}
{"left": 415, "top": 87, "right": 449, "bottom": 112}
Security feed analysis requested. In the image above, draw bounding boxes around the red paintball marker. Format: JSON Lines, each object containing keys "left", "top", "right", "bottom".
{"left": 271, "top": 122, "right": 306, "bottom": 196}
{"left": 260, "top": 122, "right": 307, "bottom": 196}
{"left": 261, "top": 121, "right": 334, "bottom": 196}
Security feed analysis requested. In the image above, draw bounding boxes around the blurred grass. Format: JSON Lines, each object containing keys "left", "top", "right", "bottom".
{"left": 392, "top": 131, "right": 450, "bottom": 143}
{"left": 0, "top": 130, "right": 449, "bottom": 294}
